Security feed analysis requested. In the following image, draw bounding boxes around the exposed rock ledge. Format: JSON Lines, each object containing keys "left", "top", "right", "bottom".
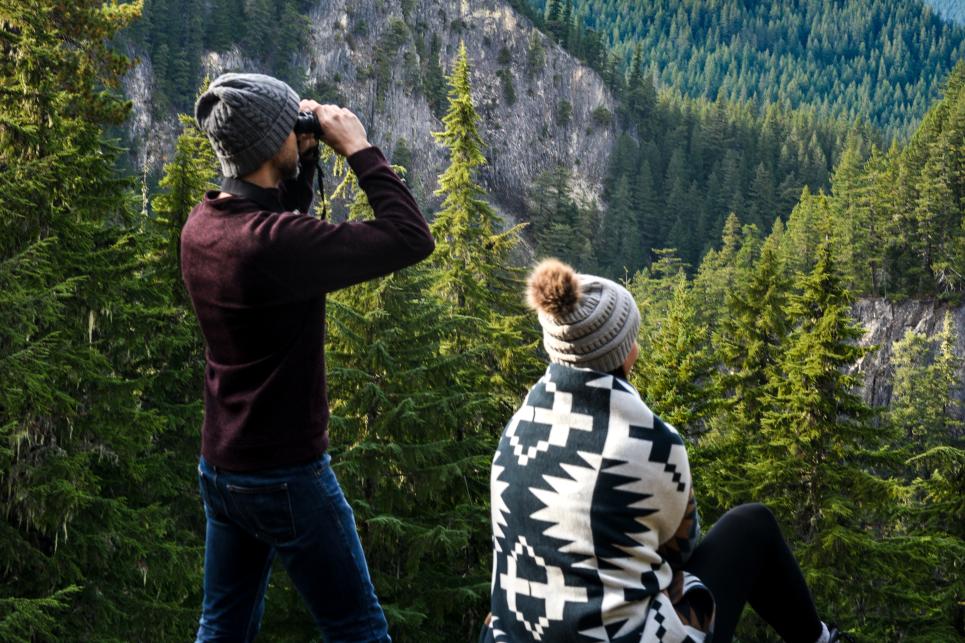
{"left": 854, "top": 297, "right": 964, "bottom": 418}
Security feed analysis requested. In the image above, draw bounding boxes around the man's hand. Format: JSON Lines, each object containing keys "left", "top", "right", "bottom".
{"left": 299, "top": 99, "right": 371, "bottom": 158}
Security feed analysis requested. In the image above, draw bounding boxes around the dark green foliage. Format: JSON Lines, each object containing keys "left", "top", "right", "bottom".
{"left": 525, "top": 30, "right": 546, "bottom": 78}
{"left": 629, "top": 276, "right": 718, "bottom": 439}
{"left": 527, "top": 0, "right": 965, "bottom": 136}
{"left": 120, "top": 0, "right": 314, "bottom": 113}
{"left": 0, "top": 1, "right": 207, "bottom": 639}
{"left": 526, "top": 164, "right": 593, "bottom": 266}
{"left": 374, "top": 19, "right": 411, "bottom": 108}
{"left": 822, "top": 61, "right": 965, "bottom": 298}
{"left": 496, "top": 46, "right": 517, "bottom": 105}
{"left": 311, "top": 42, "right": 542, "bottom": 641}
{"left": 419, "top": 32, "right": 449, "bottom": 118}
{"left": 321, "top": 171, "right": 499, "bottom": 641}
{"left": 589, "top": 86, "right": 864, "bottom": 276}
{"left": 644, "top": 221, "right": 964, "bottom": 638}
{"left": 594, "top": 175, "right": 640, "bottom": 275}
{"left": 5, "top": 1, "right": 964, "bottom": 640}
{"left": 890, "top": 312, "right": 963, "bottom": 452}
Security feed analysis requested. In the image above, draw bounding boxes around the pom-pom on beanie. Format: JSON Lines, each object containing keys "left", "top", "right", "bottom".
{"left": 526, "top": 258, "right": 641, "bottom": 373}
{"left": 194, "top": 72, "right": 300, "bottom": 178}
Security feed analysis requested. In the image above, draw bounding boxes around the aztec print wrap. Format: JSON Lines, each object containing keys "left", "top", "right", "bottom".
{"left": 482, "top": 363, "right": 715, "bottom": 643}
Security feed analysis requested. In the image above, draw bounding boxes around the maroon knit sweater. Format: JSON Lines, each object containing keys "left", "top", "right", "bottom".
{"left": 180, "top": 146, "right": 435, "bottom": 471}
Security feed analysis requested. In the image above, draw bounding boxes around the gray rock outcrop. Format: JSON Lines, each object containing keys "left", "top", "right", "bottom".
{"left": 854, "top": 298, "right": 965, "bottom": 418}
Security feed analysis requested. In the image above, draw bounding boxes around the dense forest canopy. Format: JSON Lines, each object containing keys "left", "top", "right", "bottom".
{"left": 528, "top": 0, "right": 965, "bottom": 136}
{"left": 1, "top": 0, "right": 963, "bottom": 641}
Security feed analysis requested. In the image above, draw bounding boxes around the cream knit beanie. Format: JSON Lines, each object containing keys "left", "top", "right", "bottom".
{"left": 526, "top": 259, "right": 641, "bottom": 373}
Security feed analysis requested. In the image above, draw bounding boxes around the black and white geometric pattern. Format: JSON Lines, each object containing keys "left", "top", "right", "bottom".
{"left": 483, "top": 363, "right": 712, "bottom": 643}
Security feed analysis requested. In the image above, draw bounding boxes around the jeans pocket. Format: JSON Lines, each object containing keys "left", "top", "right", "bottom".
{"left": 225, "top": 482, "right": 297, "bottom": 543}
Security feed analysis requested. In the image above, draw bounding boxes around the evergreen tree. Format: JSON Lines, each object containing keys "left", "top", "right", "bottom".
{"left": 0, "top": 1, "right": 201, "bottom": 638}
{"left": 753, "top": 240, "right": 876, "bottom": 537}
{"left": 701, "top": 226, "right": 791, "bottom": 516}
{"left": 594, "top": 175, "right": 638, "bottom": 277}
{"left": 422, "top": 32, "right": 449, "bottom": 118}
{"left": 629, "top": 272, "right": 718, "bottom": 439}
{"left": 321, "top": 172, "right": 498, "bottom": 642}
{"left": 430, "top": 42, "right": 525, "bottom": 323}
{"left": 525, "top": 30, "right": 546, "bottom": 79}
{"left": 889, "top": 311, "right": 963, "bottom": 452}
{"left": 692, "top": 212, "right": 760, "bottom": 323}
{"left": 520, "top": 0, "right": 965, "bottom": 134}
{"left": 745, "top": 241, "right": 926, "bottom": 638}
{"left": 634, "top": 158, "right": 660, "bottom": 260}
{"left": 531, "top": 165, "right": 589, "bottom": 266}
{"left": 780, "top": 187, "right": 830, "bottom": 277}
{"left": 624, "top": 43, "right": 656, "bottom": 133}
{"left": 715, "top": 229, "right": 789, "bottom": 430}
{"left": 428, "top": 42, "right": 543, "bottom": 633}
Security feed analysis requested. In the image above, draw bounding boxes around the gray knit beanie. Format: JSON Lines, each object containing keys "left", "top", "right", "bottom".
{"left": 526, "top": 258, "right": 641, "bottom": 373}
{"left": 194, "top": 73, "right": 300, "bottom": 178}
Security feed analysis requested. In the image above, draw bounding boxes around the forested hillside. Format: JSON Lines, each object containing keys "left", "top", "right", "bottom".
{"left": 119, "top": 0, "right": 880, "bottom": 274}
{"left": 2, "top": 0, "right": 963, "bottom": 641}
{"left": 809, "top": 61, "right": 965, "bottom": 299}
{"left": 525, "top": 0, "right": 965, "bottom": 136}
{"left": 537, "top": 84, "right": 871, "bottom": 273}
{"left": 622, "top": 65, "right": 965, "bottom": 639}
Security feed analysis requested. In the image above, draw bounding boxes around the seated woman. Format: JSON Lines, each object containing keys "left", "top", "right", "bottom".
{"left": 480, "top": 259, "right": 851, "bottom": 643}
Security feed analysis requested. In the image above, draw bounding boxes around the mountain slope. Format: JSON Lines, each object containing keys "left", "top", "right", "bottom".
{"left": 926, "top": 0, "right": 965, "bottom": 24}
{"left": 530, "top": 0, "right": 965, "bottom": 136}
{"left": 122, "top": 0, "right": 618, "bottom": 214}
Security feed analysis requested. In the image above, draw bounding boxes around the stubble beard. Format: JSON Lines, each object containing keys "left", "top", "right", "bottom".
{"left": 278, "top": 151, "right": 299, "bottom": 181}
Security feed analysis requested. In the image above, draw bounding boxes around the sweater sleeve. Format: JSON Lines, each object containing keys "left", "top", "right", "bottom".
{"left": 258, "top": 146, "right": 435, "bottom": 301}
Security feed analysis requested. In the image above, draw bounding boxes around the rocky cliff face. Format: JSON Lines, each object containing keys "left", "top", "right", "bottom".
{"left": 121, "top": 0, "right": 617, "bottom": 216}
{"left": 854, "top": 298, "right": 965, "bottom": 417}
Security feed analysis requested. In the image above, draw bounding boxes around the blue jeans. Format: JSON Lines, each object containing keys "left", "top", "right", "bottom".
{"left": 195, "top": 453, "right": 390, "bottom": 642}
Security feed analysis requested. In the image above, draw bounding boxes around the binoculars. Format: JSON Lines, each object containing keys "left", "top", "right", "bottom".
{"left": 294, "top": 111, "right": 324, "bottom": 139}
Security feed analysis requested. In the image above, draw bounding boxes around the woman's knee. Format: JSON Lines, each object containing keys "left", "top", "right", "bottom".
{"left": 728, "top": 503, "right": 781, "bottom": 540}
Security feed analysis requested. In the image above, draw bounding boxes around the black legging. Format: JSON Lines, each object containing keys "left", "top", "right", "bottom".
{"left": 683, "top": 503, "right": 823, "bottom": 643}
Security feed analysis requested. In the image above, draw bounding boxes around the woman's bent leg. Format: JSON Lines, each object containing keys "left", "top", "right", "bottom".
{"left": 684, "top": 503, "right": 822, "bottom": 643}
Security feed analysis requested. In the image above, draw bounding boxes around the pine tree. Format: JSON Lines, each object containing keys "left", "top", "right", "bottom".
{"left": 780, "top": 186, "right": 830, "bottom": 277}
{"left": 431, "top": 43, "right": 516, "bottom": 306}
{"left": 634, "top": 158, "right": 661, "bottom": 260}
{"left": 426, "top": 42, "right": 543, "bottom": 634}
{"left": 594, "top": 175, "right": 638, "bottom": 277}
{"left": 753, "top": 240, "right": 876, "bottom": 534}
{"left": 629, "top": 275, "right": 718, "bottom": 440}
{"left": 624, "top": 43, "right": 657, "bottom": 133}
{"left": 531, "top": 165, "right": 587, "bottom": 266}
{"left": 744, "top": 241, "right": 930, "bottom": 638}
{"left": 716, "top": 229, "right": 790, "bottom": 427}
{"left": 701, "top": 226, "right": 791, "bottom": 516}
{"left": 150, "top": 114, "right": 218, "bottom": 304}
{"left": 889, "top": 311, "right": 963, "bottom": 453}
{"left": 0, "top": 1, "right": 202, "bottom": 638}
{"left": 692, "top": 212, "right": 760, "bottom": 324}
{"left": 320, "top": 171, "right": 499, "bottom": 642}
{"left": 429, "top": 41, "right": 538, "bottom": 384}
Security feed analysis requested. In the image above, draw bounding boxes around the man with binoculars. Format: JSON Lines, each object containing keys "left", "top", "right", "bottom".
{"left": 181, "top": 72, "right": 435, "bottom": 642}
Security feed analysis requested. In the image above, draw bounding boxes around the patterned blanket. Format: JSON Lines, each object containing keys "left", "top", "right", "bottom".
{"left": 481, "top": 363, "right": 715, "bottom": 642}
